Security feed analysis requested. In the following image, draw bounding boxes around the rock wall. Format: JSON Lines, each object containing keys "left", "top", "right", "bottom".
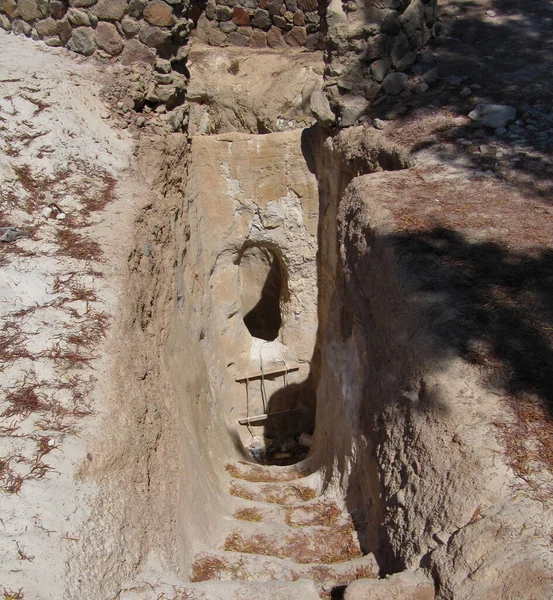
{"left": 0, "top": 0, "right": 193, "bottom": 118}
{"left": 191, "top": 0, "right": 324, "bottom": 50}
{"left": 324, "top": 0, "right": 438, "bottom": 126}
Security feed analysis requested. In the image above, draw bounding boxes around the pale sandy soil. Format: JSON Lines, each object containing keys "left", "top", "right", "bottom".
{"left": 0, "top": 31, "right": 149, "bottom": 600}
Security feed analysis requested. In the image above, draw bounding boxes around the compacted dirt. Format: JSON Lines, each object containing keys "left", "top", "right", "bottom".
{"left": 0, "top": 31, "right": 150, "bottom": 599}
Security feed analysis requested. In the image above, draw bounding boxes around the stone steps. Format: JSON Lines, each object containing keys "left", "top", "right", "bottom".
{"left": 228, "top": 474, "right": 320, "bottom": 506}
{"left": 220, "top": 520, "right": 362, "bottom": 564}
{"left": 190, "top": 549, "right": 378, "bottom": 595}
{"left": 119, "top": 578, "right": 321, "bottom": 600}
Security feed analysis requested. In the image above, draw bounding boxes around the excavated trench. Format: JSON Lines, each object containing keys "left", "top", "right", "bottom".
{"left": 80, "top": 42, "right": 553, "bottom": 600}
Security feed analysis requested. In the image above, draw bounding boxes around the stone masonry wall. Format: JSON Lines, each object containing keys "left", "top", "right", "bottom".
{"left": 0, "top": 0, "right": 195, "bottom": 122}
{"left": 323, "top": 0, "right": 438, "bottom": 126}
{"left": 191, "top": 0, "right": 324, "bottom": 50}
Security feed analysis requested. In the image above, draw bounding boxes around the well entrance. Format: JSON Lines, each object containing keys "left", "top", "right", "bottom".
{"left": 239, "top": 246, "right": 284, "bottom": 342}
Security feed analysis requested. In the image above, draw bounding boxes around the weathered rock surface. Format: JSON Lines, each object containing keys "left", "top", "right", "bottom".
{"left": 67, "top": 26, "right": 96, "bottom": 55}
{"left": 468, "top": 104, "right": 517, "bottom": 129}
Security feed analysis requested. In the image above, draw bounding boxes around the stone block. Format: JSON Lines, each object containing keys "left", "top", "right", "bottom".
{"left": 57, "top": 18, "right": 72, "bottom": 42}
{"left": 139, "top": 23, "right": 170, "bottom": 46}
{"left": 91, "top": 0, "right": 127, "bottom": 21}
{"left": 266, "top": 0, "right": 282, "bottom": 16}
{"left": 12, "top": 18, "right": 32, "bottom": 35}
{"left": 49, "top": 1, "right": 67, "bottom": 19}
{"left": 143, "top": 0, "right": 174, "bottom": 26}
{"left": 2, "top": 0, "right": 17, "bottom": 18}
{"left": 305, "top": 32, "right": 319, "bottom": 50}
{"left": 128, "top": 0, "right": 147, "bottom": 18}
{"left": 208, "top": 27, "right": 226, "bottom": 45}
{"left": 390, "top": 30, "right": 409, "bottom": 65}
{"left": 232, "top": 6, "right": 250, "bottom": 25}
{"left": 370, "top": 57, "right": 390, "bottom": 82}
{"left": 122, "top": 16, "right": 141, "bottom": 37}
{"left": 216, "top": 4, "right": 233, "bottom": 21}
{"left": 396, "top": 50, "right": 416, "bottom": 71}
{"left": 380, "top": 10, "right": 400, "bottom": 34}
{"left": 285, "top": 25, "right": 306, "bottom": 45}
{"left": 67, "top": 26, "right": 96, "bottom": 54}
{"left": 248, "top": 28, "right": 266, "bottom": 46}
{"left": 227, "top": 30, "right": 248, "bottom": 45}
{"left": 220, "top": 20, "right": 236, "bottom": 32}
{"left": 17, "top": 0, "right": 45, "bottom": 20}
{"left": 293, "top": 10, "right": 304, "bottom": 25}
{"left": 344, "top": 570, "right": 434, "bottom": 600}
{"left": 69, "top": 0, "right": 96, "bottom": 6}
{"left": 68, "top": 8, "right": 90, "bottom": 26}
{"left": 252, "top": 8, "right": 271, "bottom": 30}
{"left": 35, "top": 17, "right": 58, "bottom": 37}
{"left": 0, "top": 13, "right": 11, "bottom": 29}
{"left": 381, "top": 71, "right": 408, "bottom": 95}
{"left": 45, "top": 35, "right": 64, "bottom": 45}
{"left": 267, "top": 24, "right": 286, "bottom": 47}
{"left": 96, "top": 21, "right": 124, "bottom": 54}
{"left": 297, "top": 0, "right": 316, "bottom": 11}
{"left": 400, "top": 0, "right": 425, "bottom": 47}
{"left": 121, "top": 38, "right": 156, "bottom": 65}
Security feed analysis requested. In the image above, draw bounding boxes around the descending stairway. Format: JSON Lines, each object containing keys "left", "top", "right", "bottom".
{"left": 119, "top": 460, "right": 380, "bottom": 600}
{"left": 185, "top": 461, "right": 379, "bottom": 599}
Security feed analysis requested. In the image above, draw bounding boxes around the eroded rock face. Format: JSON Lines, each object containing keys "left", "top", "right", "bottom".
{"left": 171, "top": 129, "right": 320, "bottom": 448}
{"left": 186, "top": 44, "right": 324, "bottom": 135}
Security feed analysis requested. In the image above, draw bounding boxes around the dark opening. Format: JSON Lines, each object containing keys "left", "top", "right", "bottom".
{"left": 241, "top": 248, "right": 283, "bottom": 341}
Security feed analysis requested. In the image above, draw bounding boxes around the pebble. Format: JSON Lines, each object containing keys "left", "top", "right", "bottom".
{"left": 56, "top": 212, "right": 67, "bottom": 220}
{"left": 373, "top": 118, "right": 386, "bottom": 130}
{"left": 42, "top": 206, "right": 53, "bottom": 218}
{"left": 460, "top": 87, "right": 472, "bottom": 97}
{"left": 100, "top": 113, "right": 110, "bottom": 119}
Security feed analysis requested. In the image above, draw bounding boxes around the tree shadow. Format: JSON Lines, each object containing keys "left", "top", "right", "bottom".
{"left": 372, "top": 0, "right": 553, "bottom": 199}
{"left": 391, "top": 225, "right": 553, "bottom": 416}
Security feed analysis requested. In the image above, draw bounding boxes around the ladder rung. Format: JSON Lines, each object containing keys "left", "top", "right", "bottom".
{"left": 235, "top": 365, "right": 299, "bottom": 382}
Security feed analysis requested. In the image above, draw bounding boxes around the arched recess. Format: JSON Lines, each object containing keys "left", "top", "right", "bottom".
{"left": 239, "top": 245, "right": 287, "bottom": 341}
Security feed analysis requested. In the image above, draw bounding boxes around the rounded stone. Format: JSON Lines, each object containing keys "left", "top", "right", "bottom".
{"left": 220, "top": 20, "right": 237, "bottom": 32}
{"left": 35, "top": 17, "right": 59, "bottom": 37}
{"left": 17, "top": 0, "right": 46, "bottom": 20}
{"left": 67, "top": 26, "right": 97, "bottom": 55}
{"left": 227, "top": 31, "right": 248, "bottom": 45}
{"left": 139, "top": 23, "right": 171, "bottom": 47}
{"left": 49, "top": 1, "right": 67, "bottom": 19}
{"left": 143, "top": 0, "right": 174, "bottom": 27}
{"left": 96, "top": 21, "right": 124, "bottom": 55}
{"left": 252, "top": 8, "right": 271, "bottom": 30}
{"left": 121, "top": 16, "right": 141, "bottom": 37}
{"left": 216, "top": 5, "right": 233, "bottom": 21}
{"left": 381, "top": 72, "right": 408, "bottom": 95}
{"left": 12, "top": 18, "right": 32, "bottom": 36}
{"left": 67, "top": 8, "right": 91, "bottom": 26}
{"left": 128, "top": 0, "right": 147, "bottom": 18}
{"left": 232, "top": 6, "right": 250, "bottom": 25}
{"left": 90, "top": 0, "right": 127, "bottom": 21}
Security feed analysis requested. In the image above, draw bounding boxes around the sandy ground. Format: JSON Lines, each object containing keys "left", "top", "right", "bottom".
{"left": 0, "top": 31, "right": 149, "bottom": 599}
